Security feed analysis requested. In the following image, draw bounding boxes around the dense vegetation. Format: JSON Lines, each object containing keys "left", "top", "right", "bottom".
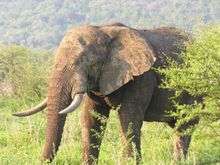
{"left": 0, "top": 1, "right": 220, "bottom": 164}
{"left": 0, "top": 45, "right": 52, "bottom": 99}
{"left": 1, "top": 0, "right": 220, "bottom": 50}
{"left": 160, "top": 25, "right": 220, "bottom": 141}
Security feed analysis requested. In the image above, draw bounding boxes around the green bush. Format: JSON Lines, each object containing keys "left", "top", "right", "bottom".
{"left": 0, "top": 45, "right": 52, "bottom": 102}
{"left": 159, "top": 25, "right": 220, "bottom": 135}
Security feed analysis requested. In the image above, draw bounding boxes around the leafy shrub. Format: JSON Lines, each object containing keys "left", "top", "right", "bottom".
{"left": 159, "top": 25, "right": 220, "bottom": 135}
{"left": 0, "top": 45, "right": 52, "bottom": 102}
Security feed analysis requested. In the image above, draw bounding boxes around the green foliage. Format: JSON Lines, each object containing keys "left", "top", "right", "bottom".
{"left": 0, "top": 0, "right": 220, "bottom": 50}
{"left": 0, "top": 45, "right": 52, "bottom": 102}
{"left": 159, "top": 25, "right": 220, "bottom": 138}
{"left": 0, "top": 109, "right": 220, "bottom": 164}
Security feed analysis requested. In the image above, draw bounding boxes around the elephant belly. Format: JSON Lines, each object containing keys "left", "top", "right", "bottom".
{"left": 144, "top": 87, "right": 174, "bottom": 122}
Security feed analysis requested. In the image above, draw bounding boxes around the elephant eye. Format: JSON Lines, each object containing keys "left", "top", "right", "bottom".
{"left": 78, "top": 37, "right": 87, "bottom": 46}
{"left": 88, "top": 74, "right": 93, "bottom": 82}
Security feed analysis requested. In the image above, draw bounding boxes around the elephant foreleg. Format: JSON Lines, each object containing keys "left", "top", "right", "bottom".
{"left": 118, "top": 103, "right": 144, "bottom": 164}
{"left": 81, "top": 95, "right": 110, "bottom": 164}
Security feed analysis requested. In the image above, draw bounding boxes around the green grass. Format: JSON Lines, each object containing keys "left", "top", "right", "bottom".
{"left": 0, "top": 98, "right": 220, "bottom": 165}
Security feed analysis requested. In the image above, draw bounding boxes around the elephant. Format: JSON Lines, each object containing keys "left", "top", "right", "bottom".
{"left": 13, "top": 23, "right": 198, "bottom": 164}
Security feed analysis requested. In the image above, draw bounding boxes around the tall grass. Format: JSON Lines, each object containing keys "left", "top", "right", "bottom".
{"left": 0, "top": 99, "right": 220, "bottom": 164}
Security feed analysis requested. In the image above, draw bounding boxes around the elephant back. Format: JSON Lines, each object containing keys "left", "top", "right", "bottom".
{"left": 141, "top": 27, "right": 189, "bottom": 69}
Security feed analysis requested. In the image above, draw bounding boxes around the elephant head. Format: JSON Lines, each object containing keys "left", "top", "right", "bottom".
{"left": 13, "top": 24, "right": 156, "bottom": 162}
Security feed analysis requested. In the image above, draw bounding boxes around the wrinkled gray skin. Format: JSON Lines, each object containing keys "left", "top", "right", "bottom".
{"left": 15, "top": 23, "right": 198, "bottom": 164}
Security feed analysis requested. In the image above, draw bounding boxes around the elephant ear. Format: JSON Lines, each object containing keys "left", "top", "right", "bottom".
{"left": 99, "top": 26, "right": 157, "bottom": 95}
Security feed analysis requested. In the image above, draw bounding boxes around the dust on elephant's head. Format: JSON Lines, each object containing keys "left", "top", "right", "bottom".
{"left": 54, "top": 25, "right": 157, "bottom": 96}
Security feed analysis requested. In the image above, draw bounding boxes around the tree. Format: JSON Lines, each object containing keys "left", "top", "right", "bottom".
{"left": 159, "top": 25, "right": 220, "bottom": 135}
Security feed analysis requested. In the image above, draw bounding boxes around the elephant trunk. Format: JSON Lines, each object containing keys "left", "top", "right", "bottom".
{"left": 40, "top": 68, "right": 87, "bottom": 162}
{"left": 40, "top": 72, "right": 70, "bottom": 162}
{"left": 41, "top": 107, "right": 67, "bottom": 162}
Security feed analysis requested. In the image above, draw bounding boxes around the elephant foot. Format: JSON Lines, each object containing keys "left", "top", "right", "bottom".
{"left": 82, "top": 156, "right": 98, "bottom": 165}
{"left": 171, "top": 133, "right": 191, "bottom": 164}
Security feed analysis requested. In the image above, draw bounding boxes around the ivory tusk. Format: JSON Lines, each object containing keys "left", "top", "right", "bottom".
{"left": 13, "top": 98, "right": 47, "bottom": 117}
{"left": 59, "top": 94, "right": 83, "bottom": 114}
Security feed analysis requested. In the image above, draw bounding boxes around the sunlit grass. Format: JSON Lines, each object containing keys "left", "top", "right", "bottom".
{"left": 0, "top": 98, "right": 220, "bottom": 165}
